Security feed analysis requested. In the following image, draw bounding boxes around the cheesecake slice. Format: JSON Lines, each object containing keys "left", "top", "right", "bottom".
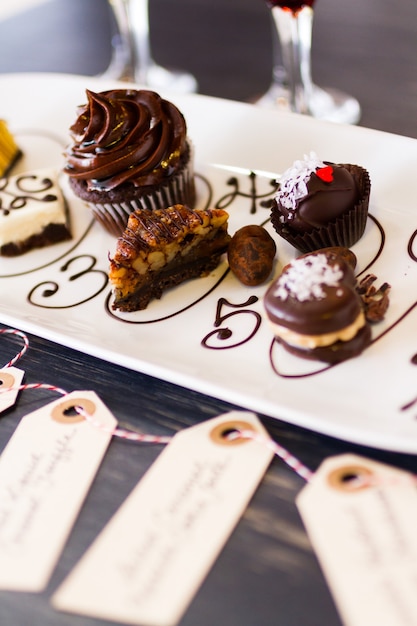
{"left": 0, "top": 169, "right": 71, "bottom": 256}
{"left": 109, "top": 204, "right": 231, "bottom": 311}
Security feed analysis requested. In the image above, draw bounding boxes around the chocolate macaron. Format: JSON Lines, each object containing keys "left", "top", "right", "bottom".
{"left": 264, "top": 249, "right": 371, "bottom": 363}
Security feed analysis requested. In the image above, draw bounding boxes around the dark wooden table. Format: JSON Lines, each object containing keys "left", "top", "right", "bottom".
{"left": 0, "top": 1, "right": 417, "bottom": 625}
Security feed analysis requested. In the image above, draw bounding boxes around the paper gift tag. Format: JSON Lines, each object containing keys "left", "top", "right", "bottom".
{"left": 0, "top": 366, "right": 24, "bottom": 412}
{"left": 52, "top": 410, "right": 274, "bottom": 626}
{"left": 0, "top": 390, "right": 116, "bottom": 591}
{"left": 297, "top": 453, "right": 417, "bottom": 626}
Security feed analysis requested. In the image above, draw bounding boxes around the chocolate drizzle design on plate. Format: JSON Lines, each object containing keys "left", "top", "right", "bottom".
{"left": 105, "top": 267, "right": 230, "bottom": 324}
{"left": 201, "top": 296, "right": 261, "bottom": 349}
{"left": 3, "top": 133, "right": 417, "bottom": 431}
{"left": 0, "top": 129, "right": 95, "bottom": 279}
{"left": 400, "top": 387, "right": 417, "bottom": 420}
{"left": 28, "top": 254, "right": 109, "bottom": 309}
{"left": 215, "top": 170, "right": 278, "bottom": 215}
{"left": 397, "top": 231, "right": 417, "bottom": 419}
{"left": 13, "top": 162, "right": 417, "bottom": 363}
{"left": 0, "top": 174, "right": 57, "bottom": 215}
{"left": 407, "top": 228, "right": 417, "bottom": 262}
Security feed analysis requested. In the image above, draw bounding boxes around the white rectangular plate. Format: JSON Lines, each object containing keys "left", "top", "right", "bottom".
{"left": 1, "top": 73, "right": 417, "bottom": 452}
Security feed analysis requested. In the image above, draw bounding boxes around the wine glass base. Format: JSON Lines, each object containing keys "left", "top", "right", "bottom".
{"left": 257, "top": 83, "right": 361, "bottom": 125}
{"left": 99, "top": 55, "right": 198, "bottom": 95}
{"left": 97, "top": 40, "right": 198, "bottom": 94}
{"left": 146, "top": 63, "right": 198, "bottom": 95}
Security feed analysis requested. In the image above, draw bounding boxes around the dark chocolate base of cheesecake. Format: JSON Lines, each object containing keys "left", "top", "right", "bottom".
{"left": 112, "top": 254, "right": 224, "bottom": 312}
{"left": 277, "top": 323, "right": 372, "bottom": 364}
{"left": 1, "top": 222, "right": 72, "bottom": 257}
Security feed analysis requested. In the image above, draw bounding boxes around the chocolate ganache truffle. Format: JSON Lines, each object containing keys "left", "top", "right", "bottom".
{"left": 270, "top": 152, "right": 370, "bottom": 253}
{"left": 227, "top": 225, "right": 276, "bottom": 286}
{"left": 64, "top": 89, "right": 195, "bottom": 236}
{"left": 264, "top": 249, "right": 371, "bottom": 363}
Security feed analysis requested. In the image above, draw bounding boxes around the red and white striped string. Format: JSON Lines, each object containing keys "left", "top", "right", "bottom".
{"left": 0, "top": 327, "right": 313, "bottom": 480}
{"left": 1, "top": 328, "right": 29, "bottom": 368}
{"left": 227, "top": 429, "right": 314, "bottom": 481}
{"left": 0, "top": 381, "right": 313, "bottom": 479}
{"left": 1, "top": 381, "right": 172, "bottom": 445}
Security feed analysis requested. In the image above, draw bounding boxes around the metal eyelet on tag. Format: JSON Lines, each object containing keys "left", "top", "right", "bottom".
{"left": 0, "top": 366, "right": 25, "bottom": 413}
{"left": 327, "top": 464, "right": 374, "bottom": 492}
{"left": 297, "top": 454, "right": 417, "bottom": 626}
{"left": 0, "top": 328, "right": 28, "bottom": 412}
{"left": 51, "top": 397, "right": 96, "bottom": 425}
{"left": 210, "top": 419, "right": 256, "bottom": 446}
{"left": 0, "top": 370, "right": 16, "bottom": 390}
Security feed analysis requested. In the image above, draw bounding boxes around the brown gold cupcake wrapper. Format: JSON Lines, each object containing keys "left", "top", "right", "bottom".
{"left": 88, "top": 167, "right": 196, "bottom": 237}
{"left": 272, "top": 164, "right": 371, "bottom": 254}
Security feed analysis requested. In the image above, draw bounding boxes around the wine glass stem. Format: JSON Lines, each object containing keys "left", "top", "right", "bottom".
{"left": 271, "top": 6, "right": 314, "bottom": 114}
{"left": 108, "top": 0, "right": 151, "bottom": 84}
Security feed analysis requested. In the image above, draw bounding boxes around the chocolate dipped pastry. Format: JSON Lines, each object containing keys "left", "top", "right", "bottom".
{"left": 270, "top": 152, "right": 370, "bottom": 253}
{"left": 109, "top": 204, "right": 231, "bottom": 311}
{"left": 264, "top": 250, "right": 371, "bottom": 363}
{"left": 64, "top": 89, "right": 195, "bottom": 236}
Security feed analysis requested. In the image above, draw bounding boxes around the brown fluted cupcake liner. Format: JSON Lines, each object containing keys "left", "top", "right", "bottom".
{"left": 271, "top": 164, "right": 371, "bottom": 254}
{"left": 88, "top": 164, "right": 196, "bottom": 237}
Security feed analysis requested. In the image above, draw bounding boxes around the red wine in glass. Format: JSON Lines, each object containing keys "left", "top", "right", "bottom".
{"left": 266, "top": 0, "right": 315, "bottom": 13}
{"left": 260, "top": 0, "right": 360, "bottom": 122}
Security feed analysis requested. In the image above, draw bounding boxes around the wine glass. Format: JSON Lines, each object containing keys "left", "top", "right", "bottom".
{"left": 101, "top": 0, "right": 198, "bottom": 94}
{"left": 258, "top": 0, "right": 361, "bottom": 124}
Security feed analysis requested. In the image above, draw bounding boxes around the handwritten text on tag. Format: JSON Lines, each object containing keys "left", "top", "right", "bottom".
{"left": 0, "top": 390, "right": 116, "bottom": 591}
{"left": 53, "top": 411, "right": 274, "bottom": 626}
{"left": 297, "top": 453, "right": 417, "bottom": 626}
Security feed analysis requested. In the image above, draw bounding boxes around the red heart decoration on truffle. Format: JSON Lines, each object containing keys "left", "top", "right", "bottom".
{"left": 316, "top": 165, "right": 334, "bottom": 182}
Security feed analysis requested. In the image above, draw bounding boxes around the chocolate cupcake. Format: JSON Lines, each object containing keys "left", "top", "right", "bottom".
{"left": 264, "top": 249, "right": 371, "bottom": 363}
{"left": 64, "top": 89, "right": 195, "bottom": 236}
{"left": 270, "top": 152, "right": 370, "bottom": 253}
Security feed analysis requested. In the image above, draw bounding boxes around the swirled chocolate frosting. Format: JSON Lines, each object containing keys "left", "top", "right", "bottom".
{"left": 64, "top": 89, "right": 188, "bottom": 192}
